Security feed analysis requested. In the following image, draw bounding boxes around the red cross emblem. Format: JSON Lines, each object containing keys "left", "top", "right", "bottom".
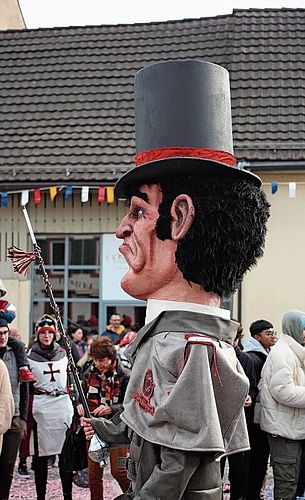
{"left": 43, "top": 362, "right": 60, "bottom": 382}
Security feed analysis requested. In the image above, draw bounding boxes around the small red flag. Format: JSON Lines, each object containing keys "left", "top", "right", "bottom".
{"left": 34, "top": 189, "right": 41, "bottom": 205}
{"left": 98, "top": 186, "right": 105, "bottom": 202}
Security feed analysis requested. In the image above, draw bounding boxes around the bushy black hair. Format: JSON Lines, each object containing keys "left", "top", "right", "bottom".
{"left": 249, "top": 319, "right": 273, "bottom": 337}
{"left": 154, "top": 175, "right": 270, "bottom": 298}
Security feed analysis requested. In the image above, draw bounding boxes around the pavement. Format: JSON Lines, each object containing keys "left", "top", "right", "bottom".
{"left": 10, "top": 457, "right": 275, "bottom": 499}
{"left": 10, "top": 458, "right": 122, "bottom": 499}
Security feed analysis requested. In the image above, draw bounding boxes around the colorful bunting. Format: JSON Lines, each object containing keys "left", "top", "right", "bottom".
{"left": 1, "top": 192, "right": 8, "bottom": 208}
{"left": 289, "top": 182, "right": 296, "bottom": 198}
{"left": 81, "top": 186, "right": 89, "bottom": 203}
{"left": 50, "top": 186, "right": 57, "bottom": 201}
{"left": 271, "top": 182, "right": 278, "bottom": 194}
{"left": 21, "top": 190, "right": 29, "bottom": 206}
{"left": 2, "top": 180, "right": 303, "bottom": 210}
{"left": 34, "top": 189, "right": 41, "bottom": 205}
{"left": 65, "top": 186, "right": 73, "bottom": 200}
{"left": 106, "top": 187, "right": 114, "bottom": 203}
{"left": 98, "top": 186, "right": 105, "bottom": 202}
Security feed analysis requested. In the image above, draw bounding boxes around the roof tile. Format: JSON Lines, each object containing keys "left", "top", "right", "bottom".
{"left": 0, "top": 8, "right": 305, "bottom": 187}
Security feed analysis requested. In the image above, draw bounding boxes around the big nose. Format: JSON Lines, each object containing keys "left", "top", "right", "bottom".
{"left": 116, "top": 215, "right": 132, "bottom": 239}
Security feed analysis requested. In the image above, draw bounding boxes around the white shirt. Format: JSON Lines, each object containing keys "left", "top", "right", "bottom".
{"left": 145, "top": 298, "right": 230, "bottom": 325}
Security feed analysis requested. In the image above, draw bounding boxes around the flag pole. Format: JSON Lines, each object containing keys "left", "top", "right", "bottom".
{"left": 8, "top": 205, "right": 111, "bottom": 466}
{"left": 10, "top": 206, "right": 91, "bottom": 418}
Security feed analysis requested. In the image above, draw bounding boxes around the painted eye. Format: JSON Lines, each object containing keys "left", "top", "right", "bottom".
{"left": 137, "top": 209, "right": 144, "bottom": 218}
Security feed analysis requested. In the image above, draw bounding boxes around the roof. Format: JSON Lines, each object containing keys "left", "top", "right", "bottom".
{"left": 1, "top": 8, "right": 305, "bottom": 189}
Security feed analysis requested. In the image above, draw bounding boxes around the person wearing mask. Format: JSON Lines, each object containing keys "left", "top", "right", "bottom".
{"left": 260, "top": 310, "right": 305, "bottom": 500}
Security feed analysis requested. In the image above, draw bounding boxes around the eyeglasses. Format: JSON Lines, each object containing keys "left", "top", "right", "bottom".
{"left": 0, "top": 330, "right": 9, "bottom": 337}
{"left": 264, "top": 330, "right": 277, "bottom": 337}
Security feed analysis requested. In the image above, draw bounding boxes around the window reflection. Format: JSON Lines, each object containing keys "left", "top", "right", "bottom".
{"left": 33, "top": 235, "right": 100, "bottom": 333}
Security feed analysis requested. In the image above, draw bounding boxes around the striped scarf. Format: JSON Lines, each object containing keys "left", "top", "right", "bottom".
{"left": 87, "top": 361, "right": 120, "bottom": 415}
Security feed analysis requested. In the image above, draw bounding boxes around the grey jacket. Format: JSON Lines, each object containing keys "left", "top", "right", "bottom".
{"left": 92, "top": 310, "right": 249, "bottom": 499}
{"left": 2, "top": 345, "right": 29, "bottom": 421}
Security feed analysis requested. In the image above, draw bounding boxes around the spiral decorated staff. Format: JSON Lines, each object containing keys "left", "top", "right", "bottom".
{"left": 7, "top": 205, "right": 110, "bottom": 467}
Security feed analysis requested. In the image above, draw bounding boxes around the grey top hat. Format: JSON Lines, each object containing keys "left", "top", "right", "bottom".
{"left": 115, "top": 59, "right": 261, "bottom": 198}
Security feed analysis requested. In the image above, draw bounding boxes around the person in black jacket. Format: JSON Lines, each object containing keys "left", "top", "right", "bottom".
{"left": 0, "top": 318, "right": 29, "bottom": 500}
{"left": 221, "top": 322, "right": 256, "bottom": 500}
{"left": 244, "top": 319, "right": 277, "bottom": 500}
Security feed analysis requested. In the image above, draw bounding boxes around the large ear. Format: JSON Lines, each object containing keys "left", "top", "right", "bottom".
{"left": 170, "top": 194, "right": 195, "bottom": 241}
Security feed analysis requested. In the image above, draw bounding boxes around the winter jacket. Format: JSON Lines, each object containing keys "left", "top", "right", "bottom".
{"left": 260, "top": 334, "right": 305, "bottom": 440}
{"left": 81, "top": 357, "right": 130, "bottom": 417}
{"left": 244, "top": 336, "right": 269, "bottom": 376}
{"left": 2, "top": 346, "right": 29, "bottom": 420}
{"left": 244, "top": 335, "right": 269, "bottom": 404}
{"left": 0, "top": 359, "right": 14, "bottom": 452}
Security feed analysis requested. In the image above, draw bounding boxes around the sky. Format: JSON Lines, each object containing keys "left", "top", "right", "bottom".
{"left": 19, "top": 0, "right": 304, "bottom": 29}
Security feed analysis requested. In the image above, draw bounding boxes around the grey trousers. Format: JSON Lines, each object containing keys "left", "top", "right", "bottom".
{"left": 121, "top": 432, "right": 222, "bottom": 500}
{"left": 268, "top": 433, "right": 303, "bottom": 500}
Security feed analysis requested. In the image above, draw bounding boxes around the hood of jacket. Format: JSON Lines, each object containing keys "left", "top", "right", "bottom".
{"left": 282, "top": 309, "right": 305, "bottom": 345}
{"left": 244, "top": 335, "right": 269, "bottom": 356}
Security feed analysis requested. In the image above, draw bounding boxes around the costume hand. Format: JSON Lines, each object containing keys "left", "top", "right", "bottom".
{"left": 76, "top": 403, "right": 84, "bottom": 416}
{"left": 81, "top": 417, "right": 94, "bottom": 440}
{"left": 244, "top": 395, "right": 252, "bottom": 407}
{"left": 92, "top": 404, "right": 112, "bottom": 417}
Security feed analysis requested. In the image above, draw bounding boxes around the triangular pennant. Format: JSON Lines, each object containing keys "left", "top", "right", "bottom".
{"left": 34, "top": 189, "right": 41, "bottom": 205}
{"left": 1, "top": 192, "right": 8, "bottom": 208}
{"left": 65, "top": 186, "right": 73, "bottom": 200}
{"left": 271, "top": 182, "right": 278, "bottom": 195}
{"left": 98, "top": 186, "right": 105, "bottom": 202}
{"left": 81, "top": 186, "right": 89, "bottom": 203}
{"left": 50, "top": 186, "right": 57, "bottom": 201}
{"left": 289, "top": 182, "right": 296, "bottom": 198}
{"left": 21, "top": 190, "right": 29, "bottom": 206}
{"left": 106, "top": 187, "right": 114, "bottom": 203}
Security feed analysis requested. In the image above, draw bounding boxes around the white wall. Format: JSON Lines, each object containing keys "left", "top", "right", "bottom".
{"left": 242, "top": 171, "right": 305, "bottom": 335}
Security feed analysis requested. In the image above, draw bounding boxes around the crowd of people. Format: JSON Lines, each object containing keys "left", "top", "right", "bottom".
{"left": 3, "top": 288, "right": 305, "bottom": 500}
{"left": 0, "top": 304, "right": 137, "bottom": 500}
{"left": 2, "top": 60, "right": 305, "bottom": 500}
{"left": 219, "top": 312, "right": 305, "bottom": 500}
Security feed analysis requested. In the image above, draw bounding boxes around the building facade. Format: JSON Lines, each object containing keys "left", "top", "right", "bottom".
{"left": 1, "top": 8, "right": 305, "bottom": 339}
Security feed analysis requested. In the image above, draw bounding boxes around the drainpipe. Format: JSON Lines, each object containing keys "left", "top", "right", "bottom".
{"left": 238, "top": 283, "right": 242, "bottom": 323}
